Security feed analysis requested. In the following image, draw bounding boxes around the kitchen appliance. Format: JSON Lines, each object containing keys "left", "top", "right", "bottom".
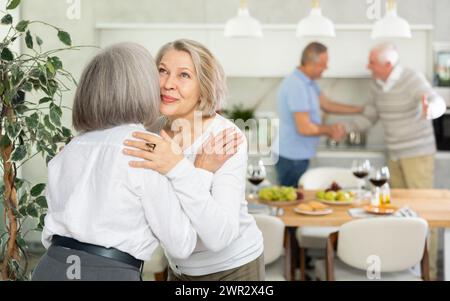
{"left": 433, "top": 108, "right": 450, "bottom": 151}
{"left": 345, "top": 131, "right": 366, "bottom": 147}
{"left": 433, "top": 87, "right": 450, "bottom": 151}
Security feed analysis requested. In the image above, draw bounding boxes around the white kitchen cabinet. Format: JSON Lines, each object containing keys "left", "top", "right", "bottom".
{"left": 96, "top": 23, "right": 433, "bottom": 78}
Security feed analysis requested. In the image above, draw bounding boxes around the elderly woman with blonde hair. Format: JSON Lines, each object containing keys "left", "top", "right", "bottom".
{"left": 123, "top": 39, "right": 265, "bottom": 281}
{"left": 31, "top": 42, "right": 241, "bottom": 281}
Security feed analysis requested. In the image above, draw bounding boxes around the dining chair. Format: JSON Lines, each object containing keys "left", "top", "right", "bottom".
{"left": 253, "top": 214, "right": 286, "bottom": 281}
{"left": 141, "top": 245, "right": 168, "bottom": 281}
{"left": 315, "top": 217, "right": 429, "bottom": 281}
{"left": 296, "top": 167, "right": 360, "bottom": 280}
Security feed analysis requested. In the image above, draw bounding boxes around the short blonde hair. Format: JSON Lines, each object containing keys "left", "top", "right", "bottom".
{"left": 156, "top": 39, "right": 227, "bottom": 116}
{"left": 73, "top": 42, "right": 160, "bottom": 132}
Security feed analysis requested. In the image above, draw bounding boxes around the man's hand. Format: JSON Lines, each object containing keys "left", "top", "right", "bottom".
{"left": 329, "top": 123, "right": 347, "bottom": 141}
{"left": 421, "top": 94, "right": 429, "bottom": 120}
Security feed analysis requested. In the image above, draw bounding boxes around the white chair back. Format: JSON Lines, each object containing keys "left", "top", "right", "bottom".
{"left": 253, "top": 214, "right": 285, "bottom": 265}
{"left": 299, "top": 167, "right": 359, "bottom": 189}
{"left": 337, "top": 217, "right": 428, "bottom": 272}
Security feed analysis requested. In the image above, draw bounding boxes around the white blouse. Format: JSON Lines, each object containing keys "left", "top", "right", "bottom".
{"left": 42, "top": 124, "right": 201, "bottom": 260}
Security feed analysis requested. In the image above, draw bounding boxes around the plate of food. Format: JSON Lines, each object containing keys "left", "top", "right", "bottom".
{"left": 363, "top": 204, "right": 398, "bottom": 215}
{"left": 315, "top": 182, "right": 356, "bottom": 205}
{"left": 257, "top": 186, "right": 303, "bottom": 206}
{"left": 294, "top": 201, "right": 333, "bottom": 216}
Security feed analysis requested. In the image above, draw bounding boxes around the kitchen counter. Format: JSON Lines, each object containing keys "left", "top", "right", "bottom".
{"left": 317, "top": 145, "right": 386, "bottom": 159}
{"left": 311, "top": 146, "right": 450, "bottom": 189}
{"left": 317, "top": 145, "right": 450, "bottom": 158}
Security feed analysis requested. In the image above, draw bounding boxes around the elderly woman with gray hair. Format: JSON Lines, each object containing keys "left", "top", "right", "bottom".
{"left": 123, "top": 39, "right": 265, "bottom": 281}
{"left": 31, "top": 42, "right": 242, "bottom": 281}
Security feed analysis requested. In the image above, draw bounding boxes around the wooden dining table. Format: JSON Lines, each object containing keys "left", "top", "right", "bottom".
{"left": 276, "top": 189, "right": 450, "bottom": 281}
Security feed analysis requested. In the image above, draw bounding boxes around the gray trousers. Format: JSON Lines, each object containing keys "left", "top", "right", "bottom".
{"left": 168, "top": 254, "right": 265, "bottom": 281}
{"left": 31, "top": 245, "right": 141, "bottom": 281}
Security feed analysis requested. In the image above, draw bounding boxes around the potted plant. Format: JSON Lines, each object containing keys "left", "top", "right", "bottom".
{"left": 1, "top": 0, "right": 76, "bottom": 280}
{"left": 221, "top": 103, "right": 255, "bottom": 123}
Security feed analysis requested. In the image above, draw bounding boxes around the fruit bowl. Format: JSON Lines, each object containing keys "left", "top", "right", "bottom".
{"left": 257, "top": 186, "right": 303, "bottom": 207}
{"left": 315, "top": 189, "right": 356, "bottom": 205}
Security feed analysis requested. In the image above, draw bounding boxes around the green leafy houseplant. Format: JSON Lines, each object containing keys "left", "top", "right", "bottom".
{"left": 222, "top": 103, "right": 255, "bottom": 123}
{"left": 1, "top": 0, "right": 75, "bottom": 280}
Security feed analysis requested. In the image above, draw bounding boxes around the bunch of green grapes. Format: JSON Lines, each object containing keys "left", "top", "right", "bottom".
{"left": 258, "top": 186, "right": 297, "bottom": 201}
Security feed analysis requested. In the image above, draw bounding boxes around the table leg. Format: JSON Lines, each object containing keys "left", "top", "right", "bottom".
{"left": 445, "top": 228, "right": 450, "bottom": 281}
{"left": 284, "top": 227, "right": 299, "bottom": 281}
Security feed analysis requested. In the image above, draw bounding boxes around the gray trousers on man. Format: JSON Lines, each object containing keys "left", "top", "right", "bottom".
{"left": 31, "top": 245, "right": 141, "bottom": 281}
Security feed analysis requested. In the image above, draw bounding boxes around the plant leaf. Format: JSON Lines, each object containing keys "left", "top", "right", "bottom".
{"left": 1, "top": 14, "right": 13, "bottom": 24}
{"left": 25, "top": 30, "right": 33, "bottom": 49}
{"left": 36, "top": 35, "right": 43, "bottom": 46}
{"left": 49, "top": 106, "right": 61, "bottom": 126}
{"left": 38, "top": 97, "right": 52, "bottom": 104}
{"left": 35, "top": 196, "right": 47, "bottom": 208}
{"left": 39, "top": 213, "right": 46, "bottom": 225}
{"left": 45, "top": 61, "right": 55, "bottom": 74}
{"left": 49, "top": 56, "right": 63, "bottom": 70}
{"left": 57, "top": 30, "right": 71, "bottom": 46}
{"left": 0, "top": 82, "right": 4, "bottom": 95}
{"left": 10, "top": 145, "right": 27, "bottom": 162}
{"left": 19, "top": 192, "right": 28, "bottom": 205}
{"left": 1, "top": 47, "right": 14, "bottom": 61}
{"left": 15, "top": 20, "right": 29, "bottom": 32}
{"left": 18, "top": 206, "right": 27, "bottom": 217}
{"left": 6, "top": 122, "right": 21, "bottom": 140}
{"left": 61, "top": 126, "right": 72, "bottom": 138}
{"left": 21, "top": 81, "right": 33, "bottom": 92}
{"left": 6, "top": 0, "right": 21, "bottom": 10}
{"left": 31, "top": 183, "right": 46, "bottom": 197}
{"left": 25, "top": 115, "right": 39, "bottom": 129}
{"left": 26, "top": 204, "right": 39, "bottom": 218}
{"left": 43, "top": 115, "right": 55, "bottom": 131}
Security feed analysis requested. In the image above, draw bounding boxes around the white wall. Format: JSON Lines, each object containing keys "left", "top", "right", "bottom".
{"left": 12, "top": 0, "right": 448, "bottom": 209}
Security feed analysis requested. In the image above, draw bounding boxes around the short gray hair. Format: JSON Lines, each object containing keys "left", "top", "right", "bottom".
{"left": 156, "top": 39, "right": 227, "bottom": 116}
{"left": 371, "top": 42, "right": 399, "bottom": 66}
{"left": 301, "top": 42, "right": 328, "bottom": 66}
{"left": 73, "top": 42, "right": 160, "bottom": 132}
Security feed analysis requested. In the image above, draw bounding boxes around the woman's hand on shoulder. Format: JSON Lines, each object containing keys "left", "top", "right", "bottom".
{"left": 194, "top": 128, "right": 244, "bottom": 173}
{"left": 123, "top": 130, "right": 184, "bottom": 175}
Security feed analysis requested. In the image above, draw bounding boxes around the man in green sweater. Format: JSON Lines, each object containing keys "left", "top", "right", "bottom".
{"left": 349, "top": 42, "right": 446, "bottom": 279}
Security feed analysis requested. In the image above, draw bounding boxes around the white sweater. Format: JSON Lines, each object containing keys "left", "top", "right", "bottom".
{"left": 165, "top": 114, "right": 264, "bottom": 276}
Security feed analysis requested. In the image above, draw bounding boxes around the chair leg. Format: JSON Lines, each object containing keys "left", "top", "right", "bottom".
{"left": 154, "top": 267, "right": 168, "bottom": 281}
{"left": 299, "top": 247, "right": 306, "bottom": 281}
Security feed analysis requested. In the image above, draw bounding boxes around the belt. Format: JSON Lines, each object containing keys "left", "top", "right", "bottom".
{"left": 52, "top": 235, "right": 143, "bottom": 270}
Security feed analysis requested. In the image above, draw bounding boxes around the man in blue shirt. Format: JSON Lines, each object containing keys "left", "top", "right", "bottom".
{"left": 273, "top": 42, "right": 363, "bottom": 187}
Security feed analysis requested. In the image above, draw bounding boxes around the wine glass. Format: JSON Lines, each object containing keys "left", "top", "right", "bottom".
{"left": 351, "top": 159, "right": 371, "bottom": 203}
{"left": 369, "top": 166, "right": 390, "bottom": 206}
{"left": 247, "top": 160, "right": 266, "bottom": 201}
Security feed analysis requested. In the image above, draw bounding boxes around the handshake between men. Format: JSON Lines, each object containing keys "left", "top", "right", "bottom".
{"left": 327, "top": 123, "right": 347, "bottom": 142}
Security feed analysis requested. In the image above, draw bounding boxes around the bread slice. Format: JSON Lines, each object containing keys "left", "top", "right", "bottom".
{"left": 308, "top": 201, "right": 329, "bottom": 211}
{"left": 297, "top": 203, "right": 313, "bottom": 212}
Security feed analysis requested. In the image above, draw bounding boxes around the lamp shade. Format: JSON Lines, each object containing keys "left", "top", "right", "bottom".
{"left": 224, "top": 7, "right": 263, "bottom": 38}
{"left": 371, "top": 2, "right": 411, "bottom": 39}
{"left": 296, "top": 7, "right": 335, "bottom": 37}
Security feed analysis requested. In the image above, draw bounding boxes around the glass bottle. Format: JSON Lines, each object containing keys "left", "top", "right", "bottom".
{"left": 379, "top": 183, "right": 391, "bottom": 206}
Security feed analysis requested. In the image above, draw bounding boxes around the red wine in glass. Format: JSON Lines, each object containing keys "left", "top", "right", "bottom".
{"left": 353, "top": 171, "right": 369, "bottom": 179}
{"left": 369, "top": 178, "right": 388, "bottom": 187}
{"left": 248, "top": 177, "right": 265, "bottom": 186}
